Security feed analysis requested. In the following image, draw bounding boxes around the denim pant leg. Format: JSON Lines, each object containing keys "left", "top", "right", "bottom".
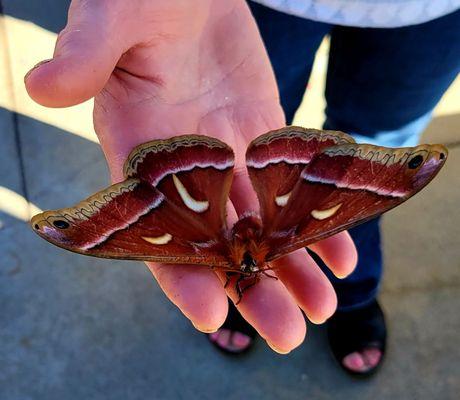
{"left": 247, "top": 1, "right": 331, "bottom": 122}
{"left": 249, "top": 1, "right": 392, "bottom": 310}
{"left": 322, "top": 9, "right": 460, "bottom": 310}
{"left": 249, "top": 3, "right": 460, "bottom": 310}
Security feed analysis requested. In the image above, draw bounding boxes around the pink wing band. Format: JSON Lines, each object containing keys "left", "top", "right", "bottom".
{"left": 124, "top": 135, "right": 234, "bottom": 185}
{"left": 246, "top": 127, "right": 353, "bottom": 169}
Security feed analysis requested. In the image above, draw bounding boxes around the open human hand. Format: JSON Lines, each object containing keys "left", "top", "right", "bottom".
{"left": 25, "top": 0, "right": 357, "bottom": 353}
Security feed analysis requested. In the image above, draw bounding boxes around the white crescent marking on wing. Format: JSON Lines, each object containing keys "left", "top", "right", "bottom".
{"left": 275, "top": 192, "right": 291, "bottom": 207}
{"left": 142, "top": 233, "right": 173, "bottom": 245}
{"left": 311, "top": 203, "right": 342, "bottom": 220}
{"left": 172, "top": 174, "right": 209, "bottom": 213}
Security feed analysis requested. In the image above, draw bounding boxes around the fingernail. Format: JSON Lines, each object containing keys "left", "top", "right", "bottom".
{"left": 335, "top": 271, "right": 351, "bottom": 279}
{"left": 267, "top": 341, "right": 291, "bottom": 355}
{"left": 308, "top": 316, "right": 327, "bottom": 325}
{"left": 191, "top": 321, "right": 218, "bottom": 333}
{"left": 24, "top": 59, "right": 52, "bottom": 81}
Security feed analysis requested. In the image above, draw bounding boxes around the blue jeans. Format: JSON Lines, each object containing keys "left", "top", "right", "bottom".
{"left": 248, "top": 2, "right": 460, "bottom": 310}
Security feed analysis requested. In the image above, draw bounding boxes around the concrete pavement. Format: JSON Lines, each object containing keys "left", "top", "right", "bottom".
{"left": 1, "top": 1, "right": 459, "bottom": 399}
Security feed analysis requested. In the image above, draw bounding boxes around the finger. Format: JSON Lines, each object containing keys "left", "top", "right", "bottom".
{"left": 308, "top": 231, "right": 358, "bottom": 278}
{"left": 25, "top": 0, "right": 132, "bottom": 107}
{"left": 218, "top": 272, "right": 306, "bottom": 354}
{"left": 273, "top": 249, "right": 337, "bottom": 324}
{"left": 145, "top": 202, "right": 238, "bottom": 333}
{"left": 230, "top": 167, "right": 259, "bottom": 215}
{"left": 220, "top": 197, "right": 306, "bottom": 352}
{"left": 227, "top": 171, "right": 306, "bottom": 353}
{"left": 146, "top": 262, "right": 228, "bottom": 333}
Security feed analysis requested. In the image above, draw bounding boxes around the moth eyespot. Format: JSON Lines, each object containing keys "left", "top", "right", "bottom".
{"left": 34, "top": 224, "right": 40, "bottom": 230}
{"left": 408, "top": 155, "right": 424, "bottom": 169}
{"left": 52, "top": 220, "right": 70, "bottom": 229}
{"left": 439, "top": 152, "right": 445, "bottom": 160}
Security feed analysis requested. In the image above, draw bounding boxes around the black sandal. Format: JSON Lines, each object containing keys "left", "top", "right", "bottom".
{"left": 207, "top": 300, "right": 257, "bottom": 355}
{"left": 327, "top": 299, "right": 387, "bottom": 377}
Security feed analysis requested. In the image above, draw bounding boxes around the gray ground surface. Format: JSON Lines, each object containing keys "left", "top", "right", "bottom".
{"left": 1, "top": 1, "right": 459, "bottom": 399}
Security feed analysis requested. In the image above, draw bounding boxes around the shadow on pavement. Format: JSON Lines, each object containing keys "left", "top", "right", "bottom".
{"left": 1, "top": 108, "right": 350, "bottom": 400}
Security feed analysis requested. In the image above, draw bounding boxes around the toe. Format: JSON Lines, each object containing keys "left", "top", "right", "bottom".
{"left": 342, "top": 352, "right": 367, "bottom": 373}
{"left": 208, "top": 332, "right": 220, "bottom": 342}
{"left": 231, "top": 332, "right": 252, "bottom": 349}
{"left": 216, "top": 329, "right": 232, "bottom": 349}
{"left": 362, "top": 348, "right": 382, "bottom": 368}
{"left": 210, "top": 329, "right": 252, "bottom": 353}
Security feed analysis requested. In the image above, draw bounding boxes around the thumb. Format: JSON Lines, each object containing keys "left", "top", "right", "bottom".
{"left": 25, "top": 1, "right": 130, "bottom": 108}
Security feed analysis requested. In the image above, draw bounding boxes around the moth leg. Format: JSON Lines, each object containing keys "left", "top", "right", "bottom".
{"left": 235, "top": 274, "right": 245, "bottom": 304}
{"left": 262, "top": 270, "right": 278, "bottom": 281}
{"left": 224, "top": 272, "right": 238, "bottom": 289}
{"left": 235, "top": 273, "right": 259, "bottom": 305}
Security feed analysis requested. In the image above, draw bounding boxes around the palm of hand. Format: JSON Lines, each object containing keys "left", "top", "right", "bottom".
{"left": 25, "top": 0, "right": 356, "bottom": 353}
{"left": 93, "top": 0, "right": 283, "bottom": 179}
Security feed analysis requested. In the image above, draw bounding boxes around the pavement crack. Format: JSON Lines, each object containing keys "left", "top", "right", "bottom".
{"left": 12, "top": 111, "right": 30, "bottom": 203}
{"left": 445, "top": 140, "right": 460, "bottom": 149}
{"left": 382, "top": 280, "right": 460, "bottom": 295}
